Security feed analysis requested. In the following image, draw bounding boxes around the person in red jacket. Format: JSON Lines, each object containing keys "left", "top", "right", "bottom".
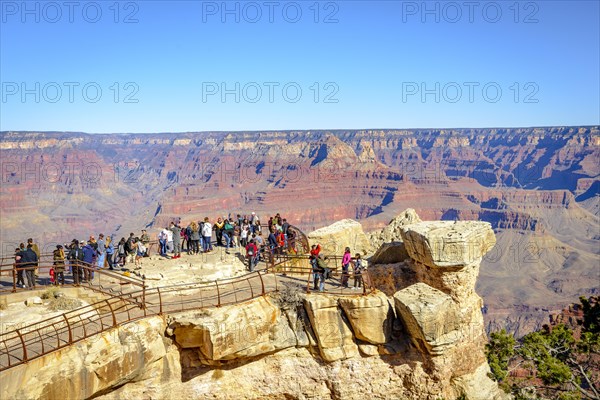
{"left": 245, "top": 239, "right": 259, "bottom": 272}
{"left": 310, "top": 244, "right": 321, "bottom": 257}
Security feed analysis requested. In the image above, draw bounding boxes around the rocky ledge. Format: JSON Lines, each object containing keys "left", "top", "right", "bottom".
{"left": 0, "top": 219, "right": 508, "bottom": 400}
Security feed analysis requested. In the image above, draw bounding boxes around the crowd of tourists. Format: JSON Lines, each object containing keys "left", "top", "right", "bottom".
{"left": 11, "top": 212, "right": 303, "bottom": 287}
{"left": 12, "top": 212, "right": 367, "bottom": 292}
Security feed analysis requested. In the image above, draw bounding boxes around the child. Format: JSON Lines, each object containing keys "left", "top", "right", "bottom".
{"left": 353, "top": 253, "right": 364, "bottom": 290}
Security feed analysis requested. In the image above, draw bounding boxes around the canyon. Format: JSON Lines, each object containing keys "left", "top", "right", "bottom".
{"left": 0, "top": 127, "right": 598, "bottom": 336}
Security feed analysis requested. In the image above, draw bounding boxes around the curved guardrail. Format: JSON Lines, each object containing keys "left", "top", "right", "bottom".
{"left": 0, "top": 269, "right": 277, "bottom": 372}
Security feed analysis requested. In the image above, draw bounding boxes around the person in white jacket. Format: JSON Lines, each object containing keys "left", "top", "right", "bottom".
{"left": 202, "top": 218, "right": 213, "bottom": 252}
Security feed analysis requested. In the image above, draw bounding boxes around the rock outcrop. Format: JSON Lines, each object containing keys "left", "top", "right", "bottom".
{"left": 0, "top": 316, "right": 179, "bottom": 400}
{"left": 1, "top": 217, "right": 508, "bottom": 400}
{"left": 307, "top": 218, "right": 372, "bottom": 255}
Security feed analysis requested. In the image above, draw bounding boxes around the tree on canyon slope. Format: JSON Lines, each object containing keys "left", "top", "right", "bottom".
{"left": 486, "top": 296, "right": 600, "bottom": 400}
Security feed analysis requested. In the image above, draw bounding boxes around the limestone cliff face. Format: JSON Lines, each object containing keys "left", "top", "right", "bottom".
{"left": 0, "top": 218, "right": 507, "bottom": 400}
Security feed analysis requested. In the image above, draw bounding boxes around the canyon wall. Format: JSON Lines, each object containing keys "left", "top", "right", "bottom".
{"left": 1, "top": 127, "right": 598, "bottom": 337}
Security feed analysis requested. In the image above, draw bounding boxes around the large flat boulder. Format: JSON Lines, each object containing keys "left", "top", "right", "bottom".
{"left": 393, "top": 282, "right": 461, "bottom": 355}
{"left": 307, "top": 219, "right": 372, "bottom": 256}
{"left": 338, "top": 291, "right": 394, "bottom": 345}
{"left": 400, "top": 221, "right": 496, "bottom": 268}
{"left": 170, "top": 296, "right": 297, "bottom": 361}
{"left": 303, "top": 295, "right": 359, "bottom": 362}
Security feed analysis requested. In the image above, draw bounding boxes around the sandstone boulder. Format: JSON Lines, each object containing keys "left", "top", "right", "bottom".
{"left": 307, "top": 219, "right": 372, "bottom": 256}
{"left": 394, "top": 283, "right": 461, "bottom": 355}
{"left": 0, "top": 316, "right": 168, "bottom": 400}
{"left": 368, "top": 208, "right": 422, "bottom": 249}
{"left": 25, "top": 296, "right": 43, "bottom": 306}
{"left": 338, "top": 290, "right": 394, "bottom": 345}
{"left": 400, "top": 220, "right": 496, "bottom": 268}
{"left": 170, "top": 296, "right": 297, "bottom": 361}
{"left": 303, "top": 294, "right": 359, "bottom": 362}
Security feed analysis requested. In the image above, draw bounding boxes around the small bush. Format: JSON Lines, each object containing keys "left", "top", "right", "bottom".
{"left": 41, "top": 287, "right": 61, "bottom": 300}
{"left": 0, "top": 302, "right": 7, "bottom": 310}
{"left": 47, "top": 296, "right": 82, "bottom": 311}
{"left": 273, "top": 283, "right": 303, "bottom": 311}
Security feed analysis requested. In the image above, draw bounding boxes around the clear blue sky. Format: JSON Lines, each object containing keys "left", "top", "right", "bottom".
{"left": 1, "top": 0, "right": 599, "bottom": 133}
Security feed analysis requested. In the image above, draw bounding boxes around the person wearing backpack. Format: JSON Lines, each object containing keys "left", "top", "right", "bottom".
{"left": 223, "top": 218, "right": 235, "bottom": 253}
{"left": 126, "top": 233, "right": 136, "bottom": 263}
{"left": 245, "top": 239, "right": 258, "bottom": 272}
{"left": 53, "top": 245, "right": 66, "bottom": 286}
{"left": 352, "top": 253, "right": 364, "bottom": 290}
{"left": 315, "top": 255, "right": 327, "bottom": 292}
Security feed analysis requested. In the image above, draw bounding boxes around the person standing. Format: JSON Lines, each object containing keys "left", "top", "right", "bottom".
{"left": 214, "top": 217, "right": 225, "bottom": 247}
{"left": 27, "top": 238, "right": 40, "bottom": 278}
{"left": 140, "top": 230, "right": 151, "bottom": 256}
{"left": 68, "top": 240, "right": 84, "bottom": 284}
{"left": 53, "top": 245, "right": 66, "bottom": 286}
{"left": 352, "top": 253, "right": 364, "bottom": 290}
{"left": 14, "top": 247, "right": 25, "bottom": 288}
{"left": 158, "top": 228, "right": 168, "bottom": 256}
{"left": 166, "top": 226, "right": 174, "bottom": 255}
{"left": 105, "top": 236, "right": 115, "bottom": 270}
{"left": 202, "top": 217, "right": 213, "bottom": 252}
{"left": 245, "top": 239, "right": 258, "bottom": 272}
{"left": 82, "top": 240, "right": 96, "bottom": 282}
{"left": 96, "top": 233, "right": 106, "bottom": 269}
{"left": 117, "top": 238, "right": 126, "bottom": 267}
{"left": 341, "top": 247, "right": 352, "bottom": 288}
{"left": 170, "top": 222, "right": 182, "bottom": 259}
{"left": 126, "top": 233, "right": 136, "bottom": 264}
{"left": 223, "top": 218, "right": 235, "bottom": 253}
{"left": 17, "top": 244, "right": 38, "bottom": 288}
{"left": 189, "top": 221, "right": 200, "bottom": 255}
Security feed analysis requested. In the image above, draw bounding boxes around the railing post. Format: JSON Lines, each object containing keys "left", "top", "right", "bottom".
{"left": 15, "top": 329, "right": 27, "bottom": 363}
{"left": 157, "top": 287, "right": 163, "bottom": 314}
{"left": 215, "top": 280, "right": 221, "bottom": 307}
{"left": 259, "top": 271, "right": 266, "bottom": 295}
{"left": 105, "top": 299, "right": 117, "bottom": 327}
{"left": 62, "top": 313, "right": 73, "bottom": 344}
{"left": 12, "top": 264, "right": 16, "bottom": 292}
{"left": 142, "top": 281, "right": 146, "bottom": 310}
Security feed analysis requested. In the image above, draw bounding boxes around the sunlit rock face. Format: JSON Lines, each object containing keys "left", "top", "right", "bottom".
{"left": 1, "top": 216, "right": 511, "bottom": 400}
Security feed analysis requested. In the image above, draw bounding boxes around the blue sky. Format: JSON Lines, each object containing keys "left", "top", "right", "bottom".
{"left": 1, "top": 0, "right": 599, "bottom": 133}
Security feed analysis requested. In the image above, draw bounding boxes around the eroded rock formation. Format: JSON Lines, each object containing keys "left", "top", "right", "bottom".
{"left": 0, "top": 218, "right": 508, "bottom": 400}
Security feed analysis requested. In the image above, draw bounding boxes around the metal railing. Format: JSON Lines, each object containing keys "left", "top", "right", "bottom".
{"left": 0, "top": 259, "right": 145, "bottom": 300}
{"left": 266, "top": 254, "right": 375, "bottom": 296}
{"left": 0, "top": 269, "right": 276, "bottom": 372}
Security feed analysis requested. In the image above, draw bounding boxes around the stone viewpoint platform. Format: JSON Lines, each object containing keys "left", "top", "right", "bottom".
{"left": 0, "top": 218, "right": 507, "bottom": 400}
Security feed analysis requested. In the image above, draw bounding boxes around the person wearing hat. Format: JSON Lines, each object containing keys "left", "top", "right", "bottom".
{"left": 53, "top": 245, "right": 66, "bottom": 286}
{"left": 68, "top": 239, "right": 84, "bottom": 284}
